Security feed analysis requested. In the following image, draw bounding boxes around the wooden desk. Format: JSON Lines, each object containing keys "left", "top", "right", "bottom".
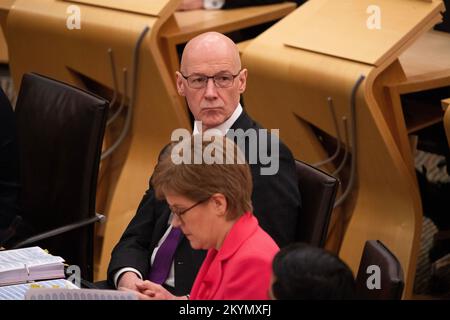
{"left": 443, "top": 97, "right": 450, "bottom": 110}
{"left": 0, "top": 0, "right": 15, "bottom": 63}
{"left": 3, "top": 0, "right": 296, "bottom": 280}
{"left": 5, "top": 0, "right": 188, "bottom": 280}
{"left": 385, "top": 31, "right": 450, "bottom": 161}
{"left": 0, "top": 28, "right": 7, "bottom": 63}
{"left": 159, "top": 2, "right": 296, "bottom": 78}
{"left": 399, "top": 30, "right": 450, "bottom": 78}
{"left": 0, "top": 0, "right": 15, "bottom": 20}
{"left": 241, "top": 0, "right": 446, "bottom": 298}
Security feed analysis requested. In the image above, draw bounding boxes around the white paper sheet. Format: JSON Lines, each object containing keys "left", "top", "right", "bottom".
{"left": 0, "top": 279, "right": 78, "bottom": 300}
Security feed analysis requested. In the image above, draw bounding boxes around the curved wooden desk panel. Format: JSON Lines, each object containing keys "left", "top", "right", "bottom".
{"left": 159, "top": 2, "right": 297, "bottom": 87}
{"left": 0, "top": 0, "right": 14, "bottom": 63}
{"left": 61, "top": 0, "right": 170, "bottom": 16}
{"left": 6, "top": 0, "right": 189, "bottom": 279}
{"left": 0, "top": 27, "right": 7, "bottom": 63}
{"left": 241, "top": 0, "right": 445, "bottom": 298}
{"left": 4, "top": 0, "right": 298, "bottom": 281}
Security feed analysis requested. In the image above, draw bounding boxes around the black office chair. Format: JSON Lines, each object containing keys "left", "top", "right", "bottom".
{"left": 8, "top": 73, "right": 108, "bottom": 281}
{"left": 0, "top": 86, "right": 21, "bottom": 246}
{"left": 355, "top": 240, "right": 404, "bottom": 300}
{"left": 294, "top": 159, "right": 338, "bottom": 247}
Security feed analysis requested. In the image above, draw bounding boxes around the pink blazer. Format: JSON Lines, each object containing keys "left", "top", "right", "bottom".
{"left": 190, "top": 212, "right": 279, "bottom": 300}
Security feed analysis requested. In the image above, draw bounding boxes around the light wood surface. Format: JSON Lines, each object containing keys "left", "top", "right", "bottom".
{"left": 399, "top": 30, "right": 450, "bottom": 78}
{"left": 284, "top": 0, "right": 443, "bottom": 66}
{"left": 241, "top": 0, "right": 446, "bottom": 298}
{"left": 385, "top": 30, "right": 450, "bottom": 163}
{"left": 3, "top": 0, "right": 297, "bottom": 281}
{"left": 159, "top": 2, "right": 296, "bottom": 80}
{"left": 443, "top": 97, "right": 450, "bottom": 110}
{"left": 0, "top": 0, "right": 14, "bottom": 63}
{"left": 237, "top": 39, "right": 252, "bottom": 55}
{"left": 0, "top": 27, "right": 7, "bottom": 63}
{"left": 5, "top": 0, "right": 189, "bottom": 280}
{"left": 60, "top": 0, "right": 169, "bottom": 16}
{"left": 161, "top": 2, "right": 295, "bottom": 41}
{"left": 0, "top": 0, "right": 15, "bottom": 12}
{"left": 6, "top": 0, "right": 448, "bottom": 293}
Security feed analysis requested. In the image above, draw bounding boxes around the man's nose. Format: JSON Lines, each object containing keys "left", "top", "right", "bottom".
{"left": 204, "top": 78, "right": 218, "bottom": 98}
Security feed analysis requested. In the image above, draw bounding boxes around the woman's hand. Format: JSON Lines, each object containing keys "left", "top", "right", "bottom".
{"left": 135, "top": 280, "right": 188, "bottom": 300}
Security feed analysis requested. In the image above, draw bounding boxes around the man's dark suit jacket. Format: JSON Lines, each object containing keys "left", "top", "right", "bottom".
{"left": 107, "top": 112, "right": 301, "bottom": 295}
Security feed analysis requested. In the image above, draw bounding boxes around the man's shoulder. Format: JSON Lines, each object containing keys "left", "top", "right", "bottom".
{"left": 229, "top": 111, "right": 256, "bottom": 131}
{"left": 230, "top": 112, "right": 294, "bottom": 155}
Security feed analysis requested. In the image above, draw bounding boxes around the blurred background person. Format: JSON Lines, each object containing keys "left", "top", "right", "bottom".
{"left": 270, "top": 243, "right": 356, "bottom": 300}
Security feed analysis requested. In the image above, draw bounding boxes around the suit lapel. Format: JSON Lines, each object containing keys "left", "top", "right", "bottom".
{"left": 228, "top": 111, "right": 255, "bottom": 132}
{"left": 150, "top": 207, "right": 173, "bottom": 249}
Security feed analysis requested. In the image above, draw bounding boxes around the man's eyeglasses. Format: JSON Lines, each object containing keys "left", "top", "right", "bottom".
{"left": 180, "top": 70, "right": 241, "bottom": 89}
{"left": 170, "top": 197, "right": 210, "bottom": 219}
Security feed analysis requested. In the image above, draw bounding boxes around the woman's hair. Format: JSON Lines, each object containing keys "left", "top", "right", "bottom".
{"left": 272, "top": 243, "right": 356, "bottom": 300}
{"left": 151, "top": 135, "right": 253, "bottom": 220}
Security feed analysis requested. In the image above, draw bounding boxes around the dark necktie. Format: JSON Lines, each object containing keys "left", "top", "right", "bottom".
{"left": 148, "top": 226, "right": 182, "bottom": 284}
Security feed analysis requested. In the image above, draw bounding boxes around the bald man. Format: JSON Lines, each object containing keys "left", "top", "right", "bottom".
{"left": 107, "top": 32, "right": 301, "bottom": 297}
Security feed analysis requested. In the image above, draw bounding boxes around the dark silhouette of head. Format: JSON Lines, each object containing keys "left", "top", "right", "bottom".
{"left": 271, "top": 243, "right": 356, "bottom": 300}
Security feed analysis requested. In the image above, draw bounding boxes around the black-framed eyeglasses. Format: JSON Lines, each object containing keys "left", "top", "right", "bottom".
{"left": 180, "top": 70, "right": 241, "bottom": 89}
{"left": 170, "top": 197, "right": 210, "bottom": 218}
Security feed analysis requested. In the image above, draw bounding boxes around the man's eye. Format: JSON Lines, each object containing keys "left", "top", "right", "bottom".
{"left": 216, "top": 75, "right": 232, "bottom": 81}
{"left": 190, "top": 77, "right": 205, "bottom": 83}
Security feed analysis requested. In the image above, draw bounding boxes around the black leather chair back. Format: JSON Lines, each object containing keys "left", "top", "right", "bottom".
{"left": 294, "top": 160, "right": 338, "bottom": 247}
{"left": 355, "top": 240, "right": 404, "bottom": 300}
{"left": 0, "top": 85, "right": 20, "bottom": 244}
{"left": 14, "top": 73, "right": 108, "bottom": 280}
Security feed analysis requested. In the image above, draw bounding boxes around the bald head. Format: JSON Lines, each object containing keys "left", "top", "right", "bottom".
{"left": 176, "top": 32, "right": 248, "bottom": 130}
{"left": 180, "top": 32, "right": 241, "bottom": 74}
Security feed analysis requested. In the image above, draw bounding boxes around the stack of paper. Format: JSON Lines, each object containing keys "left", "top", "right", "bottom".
{"left": 0, "top": 279, "right": 78, "bottom": 300}
{"left": 25, "top": 287, "right": 137, "bottom": 300}
{"left": 0, "top": 247, "right": 65, "bottom": 286}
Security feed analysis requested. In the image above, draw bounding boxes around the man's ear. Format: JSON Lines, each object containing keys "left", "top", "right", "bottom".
{"left": 176, "top": 71, "right": 186, "bottom": 96}
{"left": 238, "top": 68, "right": 248, "bottom": 94}
{"left": 211, "top": 193, "right": 227, "bottom": 216}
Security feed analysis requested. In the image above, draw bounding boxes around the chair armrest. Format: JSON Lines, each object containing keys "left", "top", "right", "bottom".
{"left": 11, "top": 213, "right": 106, "bottom": 249}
